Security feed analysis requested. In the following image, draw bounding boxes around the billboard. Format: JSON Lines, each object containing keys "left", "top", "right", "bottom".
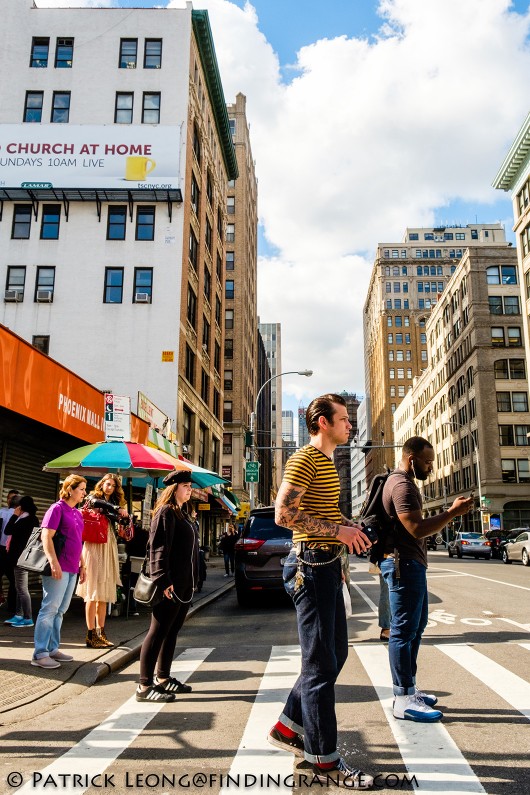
{"left": 0, "top": 124, "right": 181, "bottom": 190}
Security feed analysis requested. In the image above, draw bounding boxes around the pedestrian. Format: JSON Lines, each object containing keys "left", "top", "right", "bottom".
{"left": 31, "top": 475, "right": 87, "bottom": 670}
{"left": 0, "top": 489, "right": 20, "bottom": 610}
{"left": 76, "top": 473, "right": 128, "bottom": 649}
{"left": 268, "top": 393, "right": 374, "bottom": 788}
{"left": 136, "top": 470, "right": 198, "bottom": 703}
{"left": 4, "top": 495, "right": 39, "bottom": 627}
{"left": 219, "top": 523, "right": 237, "bottom": 576}
{"left": 380, "top": 436, "right": 473, "bottom": 722}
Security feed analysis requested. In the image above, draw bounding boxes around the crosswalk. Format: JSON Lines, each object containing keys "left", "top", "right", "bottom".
{"left": 13, "top": 641, "right": 530, "bottom": 794}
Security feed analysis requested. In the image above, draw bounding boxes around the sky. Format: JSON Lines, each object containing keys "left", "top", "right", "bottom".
{"left": 37, "top": 0, "right": 530, "bottom": 433}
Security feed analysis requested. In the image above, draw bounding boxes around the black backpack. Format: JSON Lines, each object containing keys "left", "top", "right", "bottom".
{"left": 358, "top": 470, "right": 398, "bottom": 563}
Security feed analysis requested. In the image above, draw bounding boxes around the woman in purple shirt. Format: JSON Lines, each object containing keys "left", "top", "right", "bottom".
{"left": 31, "top": 474, "right": 87, "bottom": 670}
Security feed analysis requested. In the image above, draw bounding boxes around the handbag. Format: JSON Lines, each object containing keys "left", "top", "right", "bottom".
{"left": 117, "top": 516, "right": 134, "bottom": 542}
{"left": 17, "top": 526, "right": 66, "bottom": 576}
{"left": 81, "top": 507, "right": 109, "bottom": 544}
{"left": 133, "top": 551, "right": 162, "bottom": 607}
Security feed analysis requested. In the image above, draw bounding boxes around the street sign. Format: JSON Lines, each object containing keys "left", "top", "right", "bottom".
{"left": 245, "top": 461, "right": 260, "bottom": 483}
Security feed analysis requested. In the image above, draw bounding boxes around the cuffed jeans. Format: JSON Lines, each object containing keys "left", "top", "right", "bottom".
{"left": 280, "top": 549, "right": 347, "bottom": 764}
{"left": 380, "top": 557, "right": 429, "bottom": 696}
{"left": 33, "top": 572, "right": 78, "bottom": 660}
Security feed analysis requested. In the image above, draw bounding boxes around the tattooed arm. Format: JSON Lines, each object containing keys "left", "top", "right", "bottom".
{"left": 275, "top": 481, "right": 371, "bottom": 555}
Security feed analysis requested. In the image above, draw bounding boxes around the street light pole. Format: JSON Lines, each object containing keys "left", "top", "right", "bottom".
{"left": 249, "top": 369, "right": 313, "bottom": 511}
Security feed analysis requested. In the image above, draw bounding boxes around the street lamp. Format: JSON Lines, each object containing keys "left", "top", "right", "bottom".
{"left": 249, "top": 369, "right": 313, "bottom": 510}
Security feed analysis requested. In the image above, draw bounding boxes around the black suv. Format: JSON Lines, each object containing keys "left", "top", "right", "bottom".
{"left": 234, "top": 506, "right": 293, "bottom": 607}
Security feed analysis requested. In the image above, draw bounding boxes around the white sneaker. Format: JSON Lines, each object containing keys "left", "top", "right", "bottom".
{"left": 31, "top": 656, "right": 61, "bottom": 670}
{"left": 415, "top": 686, "right": 438, "bottom": 707}
{"left": 393, "top": 694, "right": 442, "bottom": 722}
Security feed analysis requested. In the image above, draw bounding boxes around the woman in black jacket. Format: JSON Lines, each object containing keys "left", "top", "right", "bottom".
{"left": 136, "top": 470, "right": 198, "bottom": 703}
{"left": 4, "top": 495, "right": 39, "bottom": 627}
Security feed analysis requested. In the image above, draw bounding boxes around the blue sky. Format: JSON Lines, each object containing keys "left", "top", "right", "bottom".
{"left": 39, "top": 1, "right": 530, "bottom": 436}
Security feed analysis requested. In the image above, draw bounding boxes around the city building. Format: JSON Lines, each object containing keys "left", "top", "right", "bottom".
{"left": 1, "top": 1, "right": 237, "bottom": 475}
{"left": 256, "top": 330, "right": 272, "bottom": 506}
{"left": 403, "top": 244, "right": 530, "bottom": 534}
{"left": 363, "top": 224, "right": 508, "bottom": 485}
{"left": 350, "top": 396, "right": 370, "bottom": 518}
{"left": 333, "top": 391, "right": 359, "bottom": 518}
{"left": 282, "top": 410, "right": 294, "bottom": 440}
{"left": 298, "top": 406, "right": 309, "bottom": 448}
{"left": 220, "top": 93, "right": 258, "bottom": 503}
{"left": 258, "top": 321, "right": 282, "bottom": 496}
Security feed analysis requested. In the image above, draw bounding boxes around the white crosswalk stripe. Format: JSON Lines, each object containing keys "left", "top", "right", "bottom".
{"left": 353, "top": 644, "right": 486, "bottom": 794}
{"left": 436, "top": 643, "right": 530, "bottom": 720}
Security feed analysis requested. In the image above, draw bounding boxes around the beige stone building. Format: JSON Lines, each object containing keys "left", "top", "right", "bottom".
{"left": 222, "top": 93, "right": 258, "bottom": 504}
{"left": 405, "top": 245, "right": 530, "bottom": 533}
{"left": 177, "top": 13, "right": 238, "bottom": 476}
{"left": 363, "top": 224, "right": 507, "bottom": 484}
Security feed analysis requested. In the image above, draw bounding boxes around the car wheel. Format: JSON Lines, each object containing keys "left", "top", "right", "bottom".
{"left": 448, "top": 549, "right": 453, "bottom": 557}
{"left": 473, "top": 555, "right": 479, "bottom": 559}
{"left": 502, "top": 549, "right": 512, "bottom": 564}
{"left": 522, "top": 549, "right": 529, "bottom": 567}
{"left": 485, "top": 555, "right": 491, "bottom": 560}
{"left": 457, "top": 549, "right": 462, "bottom": 558}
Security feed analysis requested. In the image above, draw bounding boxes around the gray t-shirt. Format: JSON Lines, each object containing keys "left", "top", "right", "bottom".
{"left": 382, "top": 469, "right": 427, "bottom": 568}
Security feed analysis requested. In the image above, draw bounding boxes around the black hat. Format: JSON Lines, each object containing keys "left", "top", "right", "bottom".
{"left": 163, "top": 470, "right": 193, "bottom": 486}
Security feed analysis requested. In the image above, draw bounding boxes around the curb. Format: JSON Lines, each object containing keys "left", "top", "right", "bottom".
{"left": 93, "top": 579, "right": 235, "bottom": 682}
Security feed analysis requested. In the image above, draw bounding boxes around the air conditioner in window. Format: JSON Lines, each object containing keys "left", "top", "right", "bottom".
{"left": 126, "top": 62, "right": 136, "bottom": 69}
{"left": 36, "top": 290, "right": 53, "bottom": 302}
{"left": 4, "top": 289, "right": 23, "bottom": 302}
{"left": 135, "top": 292, "right": 150, "bottom": 303}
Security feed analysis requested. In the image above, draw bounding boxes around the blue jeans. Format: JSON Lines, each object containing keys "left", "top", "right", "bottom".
{"left": 280, "top": 549, "right": 347, "bottom": 764}
{"left": 378, "top": 573, "right": 391, "bottom": 630}
{"left": 380, "top": 557, "right": 429, "bottom": 696}
{"left": 33, "top": 572, "right": 78, "bottom": 660}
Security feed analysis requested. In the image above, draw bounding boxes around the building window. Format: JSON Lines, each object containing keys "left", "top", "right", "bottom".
{"left": 225, "top": 280, "right": 234, "bottom": 300}
{"left": 216, "top": 252, "right": 222, "bottom": 281}
{"left": 55, "top": 38, "right": 73, "bottom": 68}
{"left": 518, "top": 459, "right": 530, "bottom": 483}
{"left": 205, "top": 217, "right": 212, "bottom": 253}
{"left": 142, "top": 92, "right": 160, "bottom": 124}
{"left": 226, "top": 224, "right": 235, "bottom": 243}
{"left": 225, "top": 309, "right": 234, "bottom": 329}
{"left": 185, "top": 345, "right": 195, "bottom": 386}
{"left": 144, "top": 39, "right": 162, "bottom": 69}
{"left": 182, "top": 406, "right": 192, "bottom": 445}
{"left": 189, "top": 228, "right": 198, "bottom": 271}
{"left": 510, "top": 359, "right": 526, "bottom": 378}
{"left": 6, "top": 266, "right": 26, "bottom": 299}
{"left": 115, "top": 92, "right": 133, "bottom": 123}
{"left": 508, "top": 327, "right": 522, "bottom": 346}
{"left": 133, "top": 268, "right": 153, "bottom": 302}
{"left": 229, "top": 118, "right": 236, "bottom": 137}
{"left": 487, "top": 265, "right": 518, "bottom": 285}
{"left": 104, "top": 268, "right": 124, "bottom": 303}
{"left": 227, "top": 196, "right": 235, "bottom": 215}
{"left": 198, "top": 424, "right": 206, "bottom": 467}
{"left": 224, "top": 369, "right": 233, "bottom": 390}
{"left": 504, "top": 296, "right": 520, "bottom": 315}
{"left": 212, "top": 436, "right": 220, "bottom": 472}
{"left": 224, "top": 338, "right": 233, "bottom": 359}
{"left": 201, "top": 370, "right": 209, "bottom": 404}
{"left": 40, "top": 205, "right": 61, "bottom": 239}
{"left": 213, "top": 389, "right": 220, "bottom": 420}
{"left": 496, "top": 392, "right": 511, "bottom": 412}
{"left": 136, "top": 206, "right": 155, "bottom": 240}
{"left": 491, "top": 327, "right": 505, "bottom": 347}
{"left": 215, "top": 295, "right": 221, "bottom": 326}
{"left": 206, "top": 171, "right": 213, "bottom": 206}
{"left": 191, "top": 174, "right": 200, "bottom": 216}
{"left": 202, "top": 318, "right": 210, "bottom": 351}
{"left": 204, "top": 267, "right": 211, "bottom": 303}
{"left": 515, "top": 425, "right": 530, "bottom": 445}
{"left": 223, "top": 401, "right": 233, "bottom": 423}
{"left": 119, "top": 39, "right": 137, "bottom": 69}
{"left": 30, "top": 38, "right": 49, "bottom": 68}
{"left": 12, "top": 205, "right": 31, "bottom": 239}
{"left": 35, "top": 267, "right": 55, "bottom": 302}
{"left": 512, "top": 391, "right": 528, "bottom": 412}
{"left": 226, "top": 252, "right": 234, "bottom": 271}
{"left": 107, "top": 206, "right": 127, "bottom": 240}
{"left": 51, "top": 91, "right": 70, "bottom": 123}
{"left": 193, "top": 124, "right": 201, "bottom": 164}
{"left": 187, "top": 286, "right": 197, "bottom": 328}
{"left": 223, "top": 433, "right": 233, "bottom": 455}
{"left": 214, "top": 340, "right": 221, "bottom": 372}
{"left": 32, "top": 335, "right": 50, "bottom": 354}
{"left": 24, "top": 91, "right": 43, "bottom": 123}
{"left": 217, "top": 206, "right": 223, "bottom": 239}
{"left": 488, "top": 296, "right": 503, "bottom": 315}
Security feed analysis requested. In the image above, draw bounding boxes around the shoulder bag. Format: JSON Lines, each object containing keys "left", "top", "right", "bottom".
{"left": 81, "top": 506, "right": 109, "bottom": 544}
{"left": 133, "top": 546, "right": 162, "bottom": 607}
{"left": 17, "top": 526, "right": 66, "bottom": 576}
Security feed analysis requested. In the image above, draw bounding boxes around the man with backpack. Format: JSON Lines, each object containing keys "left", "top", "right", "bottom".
{"left": 380, "top": 436, "right": 473, "bottom": 722}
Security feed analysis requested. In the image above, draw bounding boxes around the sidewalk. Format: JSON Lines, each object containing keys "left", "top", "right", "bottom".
{"left": 0, "top": 557, "right": 234, "bottom": 716}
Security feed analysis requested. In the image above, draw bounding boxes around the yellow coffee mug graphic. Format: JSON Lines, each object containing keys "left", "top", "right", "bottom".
{"left": 125, "top": 156, "right": 156, "bottom": 181}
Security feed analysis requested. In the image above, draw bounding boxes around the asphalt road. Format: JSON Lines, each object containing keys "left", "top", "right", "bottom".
{"left": 1, "top": 552, "right": 529, "bottom": 795}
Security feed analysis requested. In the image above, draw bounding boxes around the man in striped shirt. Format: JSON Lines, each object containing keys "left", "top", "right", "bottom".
{"left": 267, "top": 394, "right": 374, "bottom": 789}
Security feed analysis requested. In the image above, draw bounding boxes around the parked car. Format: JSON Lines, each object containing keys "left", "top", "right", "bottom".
{"left": 501, "top": 529, "right": 530, "bottom": 565}
{"left": 234, "top": 506, "right": 293, "bottom": 607}
{"left": 448, "top": 532, "right": 491, "bottom": 559}
{"left": 488, "top": 528, "right": 527, "bottom": 560}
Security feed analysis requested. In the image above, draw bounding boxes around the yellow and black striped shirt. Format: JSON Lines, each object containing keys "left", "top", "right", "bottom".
{"left": 283, "top": 444, "right": 342, "bottom": 545}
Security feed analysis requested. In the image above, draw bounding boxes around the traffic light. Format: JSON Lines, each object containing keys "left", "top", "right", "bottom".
{"left": 244, "top": 430, "right": 253, "bottom": 448}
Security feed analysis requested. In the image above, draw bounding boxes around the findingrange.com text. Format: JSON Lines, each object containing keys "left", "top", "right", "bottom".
{"left": 6, "top": 771, "right": 418, "bottom": 790}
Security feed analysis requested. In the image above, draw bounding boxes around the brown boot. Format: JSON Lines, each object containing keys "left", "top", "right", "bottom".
{"left": 86, "top": 628, "right": 106, "bottom": 648}
{"left": 97, "top": 628, "right": 114, "bottom": 648}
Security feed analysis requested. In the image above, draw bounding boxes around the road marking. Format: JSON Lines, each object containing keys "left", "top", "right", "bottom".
{"left": 498, "top": 618, "right": 530, "bottom": 632}
{"left": 437, "top": 644, "right": 530, "bottom": 720}
{"left": 349, "top": 580, "right": 378, "bottom": 612}
{"left": 15, "top": 648, "right": 213, "bottom": 795}
{"left": 429, "top": 567, "right": 530, "bottom": 592}
{"left": 354, "top": 645, "right": 486, "bottom": 793}
{"left": 220, "top": 645, "right": 301, "bottom": 795}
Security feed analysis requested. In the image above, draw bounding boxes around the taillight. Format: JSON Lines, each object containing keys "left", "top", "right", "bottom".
{"left": 461, "top": 540, "right": 469, "bottom": 545}
{"left": 484, "top": 540, "right": 491, "bottom": 546}
{"left": 235, "top": 538, "right": 265, "bottom": 552}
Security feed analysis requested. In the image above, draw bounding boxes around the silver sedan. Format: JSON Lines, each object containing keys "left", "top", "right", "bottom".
{"left": 502, "top": 530, "right": 530, "bottom": 566}
{"left": 448, "top": 532, "right": 492, "bottom": 560}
